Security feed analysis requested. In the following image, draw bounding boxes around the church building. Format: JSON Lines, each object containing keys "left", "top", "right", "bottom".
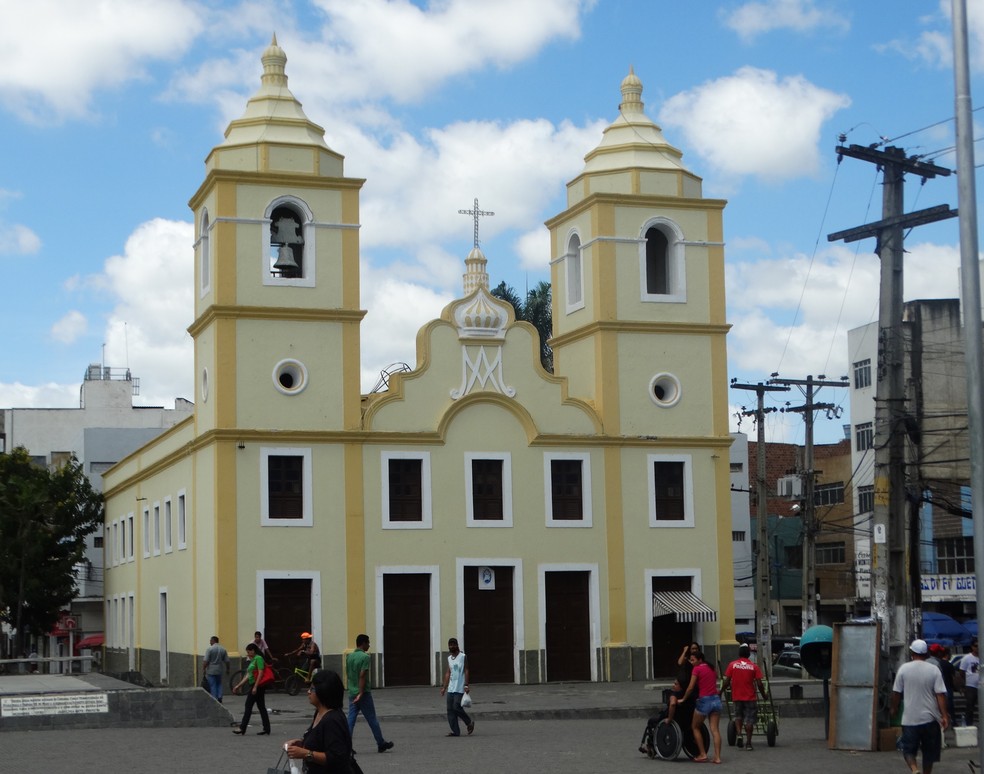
{"left": 102, "top": 40, "right": 734, "bottom": 686}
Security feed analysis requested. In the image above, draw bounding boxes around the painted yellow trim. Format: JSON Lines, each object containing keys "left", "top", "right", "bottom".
{"left": 214, "top": 318, "right": 237, "bottom": 429}
{"left": 215, "top": 442, "right": 238, "bottom": 644}
{"left": 344, "top": 443, "right": 366, "bottom": 639}
{"left": 550, "top": 321, "right": 731, "bottom": 349}
{"left": 188, "top": 306, "right": 366, "bottom": 338}
{"left": 545, "top": 192, "right": 726, "bottom": 230}
{"left": 604, "top": 446, "right": 626, "bottom": 641}
{"left": 189, "top": 168, "right": 365, "bottom": 210}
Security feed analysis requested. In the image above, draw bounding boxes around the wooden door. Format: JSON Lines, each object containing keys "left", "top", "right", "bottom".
{"left": 263, "top": 578, "right": 312, "bottom": 659}
{"left": 383, "top": 573, "right": 431, "bottom": 685}
{"left": 463, "top": 566, "right": 514, "bottom": 682}
{"left": 545, "top": 571, "right": 591, "bottom": 681}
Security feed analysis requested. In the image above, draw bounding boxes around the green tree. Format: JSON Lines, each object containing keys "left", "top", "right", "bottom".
{"left": 0, "top": 447, "right": 104, "bottom": 655}
{"left": 491, "top": 280, "right": 553, "bottom": 372}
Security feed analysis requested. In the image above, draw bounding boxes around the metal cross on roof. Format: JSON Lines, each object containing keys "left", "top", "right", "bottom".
{"left": 458, "top": 198, "right": 494, "bottom": 248}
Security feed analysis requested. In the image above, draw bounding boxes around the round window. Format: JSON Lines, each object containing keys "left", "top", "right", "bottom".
{"left": 273, "top": 359, "right": 308, "bottom": 395}
{"left": 649, "top": 372, "right": 681, "bottom": 407}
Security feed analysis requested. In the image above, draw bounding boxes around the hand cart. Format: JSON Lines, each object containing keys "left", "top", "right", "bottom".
{"left": 721, "top": 674, "right": 779, "bottom": 748}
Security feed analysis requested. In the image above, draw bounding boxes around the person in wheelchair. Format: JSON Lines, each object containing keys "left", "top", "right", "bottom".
{"left": 639, "top": 676, "right": 700, "bottom": 757}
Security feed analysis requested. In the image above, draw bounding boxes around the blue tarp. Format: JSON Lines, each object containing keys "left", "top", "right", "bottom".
{"left": 922, "top": 611, "right": 973, "bottom": 646}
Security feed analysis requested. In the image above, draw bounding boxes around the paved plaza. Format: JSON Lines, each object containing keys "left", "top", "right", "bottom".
{"left": 1, "top": 677, "right": 981, "bottom": 773}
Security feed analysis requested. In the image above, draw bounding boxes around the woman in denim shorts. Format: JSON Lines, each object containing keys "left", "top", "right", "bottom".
{"left": 679, "top": 649, "right": 722, "bottom": 763}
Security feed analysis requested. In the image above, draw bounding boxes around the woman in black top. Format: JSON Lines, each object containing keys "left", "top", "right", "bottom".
{"left": 286, "top": 670, "right": 352, "bottom": 774}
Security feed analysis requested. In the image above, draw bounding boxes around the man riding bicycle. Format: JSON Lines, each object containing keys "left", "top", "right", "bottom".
{"left": 286, "top": 632, "right": 321, "bottom": 681}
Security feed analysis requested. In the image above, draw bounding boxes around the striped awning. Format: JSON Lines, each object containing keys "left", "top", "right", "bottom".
{"left": 652, "top": 590, "right": 718, "bottom": 623}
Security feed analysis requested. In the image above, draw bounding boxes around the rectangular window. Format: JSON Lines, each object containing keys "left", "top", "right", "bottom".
{"left": 94, "top": 535, "right": 104, "bottom": 549}
{"left": 732, "top": 531, "right": 746, "bottom": 542}
{"left": 177, "top": 491, "right": 187, "bottom": 549}
{"left": 269, "top": 456, "right": 303, "bottom": 518}
{"left": 936, "top": 536, "right": 974, "bottom": 574}
{"left": 112, "top": 521, "right": 119, "bottom": 566}
{"left": 814, "top": 481, "right": 845, "bottom": 507}
{"left": 729, "top": 462, "right": 743, "bottom": 473}
{"left": 127, "top": 513, "right": 134, "bottom": 561}
{"left": 855, "top": 422, "right": 873, "bottom": 451}
{"left": 648, "top": 454, "right": 694, "bottom": 528}
{"left": 853, "top": 359, "right": 872, "bottom": 389}
{"left": 465, "top": 453, "right": 513, "bottom": 527}
{"left": 544, "top": 452, "right": 592, "bottom": 527}
{"left": 152, "top": 503, "right": 161, "bottom": 556}
{"left": 163, "top": 497, "right": 173, "bottom": 553}
{"left": 784, "top": 544, "right": 803, "bottom": 569}
{"left": 142, "top": 508, "right": 151, "bottom": 558}
{"left": 382, "top": 452, "right": 432, "bottom": 529}
{"left": 858, "top": 485, "right": 874, "bottom": 514}
{"left": 261, "top": 448, "right": 313, "bottom": 526}
{"left": 816, "top": 541, "right": 846, "bottom": 565}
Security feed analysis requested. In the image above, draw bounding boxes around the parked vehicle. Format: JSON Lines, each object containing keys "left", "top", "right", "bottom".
{"left": 772, "top": 649, "right": 805, "bottom": 678}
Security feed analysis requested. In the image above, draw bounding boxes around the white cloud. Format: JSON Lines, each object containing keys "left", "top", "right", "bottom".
{"left": 515, "top": 227, "right": 552, "bottom": 273}
{"left": 722, "top": 0, "right": 850, "bottom": 42}
{"left": 95, "top": 218, "right": 196, "bottom": 408}
{"left": 0, "top": 382, "right": 79, "bottom": 410}
{"left": 0, "top": 223, "right": 42, "bottom": 255}
{"left": 50, "top": 310, "right": 88, "bottom": 345}
{"left": 359, "top": 265, "right": 454, "bottom": 391}
{"left": 0, "top": 0, "right": 202, "bottom": 123}
{"left": 726, "top": 240, "right": 965, "bottom": 382}
{"left": 659, "top": 67, "right": 850, "bottom": 182}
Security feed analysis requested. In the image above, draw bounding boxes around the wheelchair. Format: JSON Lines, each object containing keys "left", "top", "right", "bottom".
{"left": 639, "top": 696, "right": 711, "bottom": 761}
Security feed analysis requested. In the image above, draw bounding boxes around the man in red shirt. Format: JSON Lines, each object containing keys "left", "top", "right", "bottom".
{"left": 720, "top": 644, "right": 768, "bottom": 751}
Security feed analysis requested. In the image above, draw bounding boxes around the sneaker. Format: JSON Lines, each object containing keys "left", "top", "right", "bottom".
{"left": 378, "top": 741, "right": 394, "bottom": 753}
{"left": 745, "top": 743, "right": 754, "bottom": 751}
{"left": 736, "top": 737, "right": 743, "bottom": 748}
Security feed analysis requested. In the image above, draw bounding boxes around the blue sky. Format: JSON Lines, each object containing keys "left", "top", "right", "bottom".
{"left": 0, "top": 0, "right": 979, "bottom": 445}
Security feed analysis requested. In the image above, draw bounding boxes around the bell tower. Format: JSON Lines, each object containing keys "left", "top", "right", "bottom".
{"left": 545, "top": 67, "right": 729, "bottom": 440}
{"left": 187, "top": 36, "right": 365, "bottom": 435}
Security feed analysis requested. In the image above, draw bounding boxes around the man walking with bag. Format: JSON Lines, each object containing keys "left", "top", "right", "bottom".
{"left": 440, "top": 637, "right": 473, "bottom": 737}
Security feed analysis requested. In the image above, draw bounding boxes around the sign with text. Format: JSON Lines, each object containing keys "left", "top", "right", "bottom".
{"left": 921, "top": 574, "right": 976, "bottom": 601}
{"left": 1, "top": 693, "right": 109, "bottom": 717}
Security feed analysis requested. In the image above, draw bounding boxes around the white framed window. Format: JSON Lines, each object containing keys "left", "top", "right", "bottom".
{"left": 544, "top": 452, "right": 592, "bottom": 527}
{"left": 648, "top": 453, "right": 695, "bottom": 528}
{"left": 142, "top": 507, "right": 151, "bottom": 558}
{"left": 640, "top": 218, "right": 686, "bottom": 303}
{"left": 565, "top": 232, "right": 584, "bottom": 312}
{"left": 127, "top": 513, "right": 135, "bottom": 561}
{"left": 465, "top": 452, "right": 513, "bottom": 527}
{"left": 163, "top": 497, "right": 173, "bottom": 553}
{"left": 152, "top": 502, "right": 161, "bottom": 556}
{"left": 263, "top": 196, "right": 316, "bottom": 288}
{"left": 260, "top": 447, "right": 313, "bottom": 527}
{"left": 177, "top": 490, "right": 188, "bottom": 550}
{"left": 198, "top": 209, "right": 211, "bottom": 297}
{"left": 111, "top": 520, "right": 119, "bottom": 566}
{"left": 382, "top": 451, "right": 432, "bottom": 529}
{"left": 853, "top": 358, "right": 871, "bottom": 389}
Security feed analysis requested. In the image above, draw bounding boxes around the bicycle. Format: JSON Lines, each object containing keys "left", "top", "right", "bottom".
{"left": 283, "top": 655, "right": 319, "bottom": 696}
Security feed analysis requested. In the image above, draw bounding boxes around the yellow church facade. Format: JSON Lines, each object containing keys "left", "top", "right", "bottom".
{"left": 102, "top": 42, "right": 734, "bottom": 687}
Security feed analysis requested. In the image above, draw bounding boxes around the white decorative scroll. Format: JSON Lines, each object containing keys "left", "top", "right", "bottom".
{"left": 451, "top": 345, "right": 515, "bottom": 399}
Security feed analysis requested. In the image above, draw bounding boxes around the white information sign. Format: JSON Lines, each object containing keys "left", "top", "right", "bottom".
{"left": 1, "top": 693, "right": 109, "bottom": 717}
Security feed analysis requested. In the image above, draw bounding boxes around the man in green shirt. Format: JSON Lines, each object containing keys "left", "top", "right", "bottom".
{"left": 346, "top": 634, "right": 394, "bottom": 753}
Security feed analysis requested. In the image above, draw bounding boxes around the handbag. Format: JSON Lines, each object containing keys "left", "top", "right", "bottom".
{"left": 258, "top": 663, "right": 275, "bottom": 688}
{"left": 200, "top": 673, "right": 209, "bottom": 691}
{"left": 266, "top": 751, "right": 289, "bottom": 774}
{"left": 349, "top": 749, "right": 365, "bottom": 774}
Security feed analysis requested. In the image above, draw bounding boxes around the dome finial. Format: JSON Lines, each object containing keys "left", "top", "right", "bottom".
{"left": 620, "top": 66, "right": 643, "bottom": 114}
{"left": 261, "top": 33, "right": 288, "bottom": 88}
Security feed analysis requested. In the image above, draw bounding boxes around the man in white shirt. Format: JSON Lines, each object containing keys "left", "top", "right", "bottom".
{"left": 891, "top": 639, "right": 949, "bottom": 774}
{"left": 960, "top": 639, "right": 980, "bottom": 726}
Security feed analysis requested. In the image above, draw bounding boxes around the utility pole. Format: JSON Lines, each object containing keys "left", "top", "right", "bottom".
{"left": 829, "top": 145, "right": 955, "bottom": 669}
{"left": 732, "top": 379, "right": 790, "bottom": 676}
{"left": 770, "top": 375, "right": 848, "bottom": 633}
